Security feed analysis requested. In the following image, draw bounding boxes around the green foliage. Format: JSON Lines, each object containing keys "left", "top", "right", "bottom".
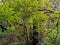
{"left": 0, "top": 0, "right": 60, "bottom": 45}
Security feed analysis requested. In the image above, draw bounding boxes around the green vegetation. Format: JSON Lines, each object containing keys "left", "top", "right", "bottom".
{"left": 0, "top": 0, "right": 60, "bottom": 45}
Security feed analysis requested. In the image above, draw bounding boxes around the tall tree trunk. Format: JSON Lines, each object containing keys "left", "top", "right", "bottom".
{"left": 32, "top": 19, "right": 38, "bottom": 45}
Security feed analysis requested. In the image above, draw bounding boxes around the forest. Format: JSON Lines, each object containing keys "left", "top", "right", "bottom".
{"left": 0, "top": 0, "right": 60, "bottom": 45}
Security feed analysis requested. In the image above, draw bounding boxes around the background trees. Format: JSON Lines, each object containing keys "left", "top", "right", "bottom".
{"left": 0, "top": 0, "right": 60, "bottom": 45}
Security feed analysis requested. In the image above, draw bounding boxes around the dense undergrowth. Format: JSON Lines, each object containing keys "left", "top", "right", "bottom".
{"left": 0, "top": 0, "right": 60, "bottom": 45}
